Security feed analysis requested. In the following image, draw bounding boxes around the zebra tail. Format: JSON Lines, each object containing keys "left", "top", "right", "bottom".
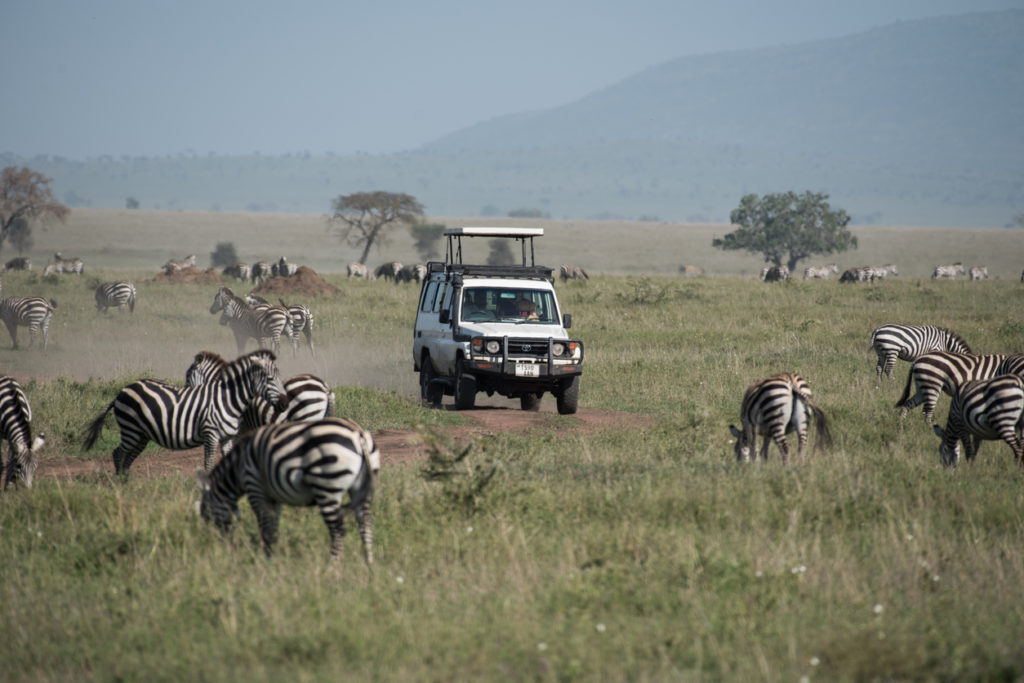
{"left": 82, "top": 400, "right": 116, "bottom": 451}
{"left": 895, "top": 369, "right": 914, "bottom": 408}
{"left": 326, "top": 391, "right": 336, "bottom": 418}
{"left": 49, "top": 299, "right": 58, "bottom": 309}
{"left": 810, "top": 404, "right": 832, "bottom": 453}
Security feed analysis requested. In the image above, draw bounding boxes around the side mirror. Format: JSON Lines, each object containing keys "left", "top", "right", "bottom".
{"left": 562, "top": 313, "right": 572, "bottom": 329}
{"left": 439, "top": 309, "right": 451, "bottom": 325}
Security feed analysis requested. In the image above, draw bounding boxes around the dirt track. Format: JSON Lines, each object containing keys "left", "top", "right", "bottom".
{"left": 40, "top": 407, "right": 651, "bottom": 480}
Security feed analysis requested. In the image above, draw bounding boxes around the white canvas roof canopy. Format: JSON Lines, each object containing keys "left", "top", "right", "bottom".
{"left": 444, "top": 227, "right": 544, "bottom": 266}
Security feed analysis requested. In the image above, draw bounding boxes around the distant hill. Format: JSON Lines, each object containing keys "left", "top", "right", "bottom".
{"left": 7, "top": 10, "right": 1022, "bottom": 227}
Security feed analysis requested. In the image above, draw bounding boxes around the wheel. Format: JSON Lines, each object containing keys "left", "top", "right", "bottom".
{"left": 520, "top": 393, "right": 542, "bottom": 411}
{"left": 556, "top": 376, "right": 580, "bottom": 415}
{"left": 454, "top": 359, "right": 476, "bottom": 410}
{"left": 420, "top": 356, "right": 442, "bottom": 407}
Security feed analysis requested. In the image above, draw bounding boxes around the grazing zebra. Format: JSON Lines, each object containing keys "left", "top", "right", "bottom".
{"left": 896, "top": 351, "right": 1006, "bottom": 421}
{"left": 969, "top": 266, "right": 988, "bottom": 281}
{"left": 186, "top": 350, "right": 334, "bottom": 432}
{"left": 0, "top": 296, "right": 57, "bottom": 350}
{"left": 803, "top": 263, "right": 839, "bottom": 280}
{"left": 163, "top": 253, "right": 197, "bottom": 274}
{"left": 51, "top": 253, "right": 84, "bottom": 275}
{"left": 933, "top": 374, "right": 1024, "bottom": 467}
{"left": 197, "top": 417, "right": 380, "bottom": 561}
{"left": 728, "top": 372, "right": 831, "bottom": 464}
{"left": 94, "top": 281, "right": 136, "bottom": 314}
{"left": 869, "top": 323, "right": 972, "bottom": 381}
{"left": 222, "top": 262, "right": 251, "bottom": 282}
{"left": 347, "top": 261, "right": 371, "bottom": 279}
{"left": 0, "top": 375, "right": 45, "bottom": 490}
{"left": 82, "top": 349, "right": 289, "bottom": 474}
{"left": 210, "top": 287, "right": 293, "bottom": 356}
{"left": 395, "top": 263, "right": 427, "bottom": 284}
{"left": 762, "top": 265, "right": 789, "bottom": 282}
{"left": 250, "top": 261, "right": 273, "bottom": 284}
{"left": 932, "top": 262, "right": 965, "bottom": 279}
{"left": 274, "top": 256, "right": 298, "bottom": 277}
{"left": 560, "top": 264, "right": 590, "bottom": 281}
{"left": 373, "top": 261, "right": 402, "bottom": 281}
{"left": 3, "top": 257, "right": 31, "bottom": 272}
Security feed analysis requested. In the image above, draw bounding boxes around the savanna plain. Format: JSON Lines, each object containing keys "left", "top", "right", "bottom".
{"left": 2, "top": 208, "right": 1024, "bottom": 681}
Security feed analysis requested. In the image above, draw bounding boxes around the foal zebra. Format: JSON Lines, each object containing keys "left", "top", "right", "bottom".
{"left": 728, "top": 372, "right": 831, "bottom": 464}
{"left": 210, "top": 287, "right": 293, "bottom": 356}
{"left": 869, "top": 323, "right": 972, "bottom": 381}
{"left": 186, "top": 350, "right": 334, "bottom": 431}
{"left": 896, "top": 351, "right": 1006, "bottom": 421}
{"left": 95, "top": 281, "right": 136, "bottom": 314}
{"left": 933, "top": 374, "right": 1024, "bottom": 467}
{"left": 932, "top": 262, "right": 965, "bottom": 279}
{"left": 0, "top": 296, "right": 57, "bottom": 350}
{"left": 82, "top": 349, "right": 289, "bottom": 474}
{"left": 197, "top": 417, "right": 380, "bottom": 561}
{"left": 0, "top": 375, "right": 45, "bottom": 490}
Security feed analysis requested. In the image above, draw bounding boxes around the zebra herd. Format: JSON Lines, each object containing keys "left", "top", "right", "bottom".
{"left": 222, "top": 256, "right": 301, "bottom": 284}
{"left": 346, "top": 260, "right": 428, "bottom": 284}
{"left": 759, "top": 262, "right": 996, "bottom": 283}
{"left": 732, "top": 323, "right": 1024, "bottom": 468}
{"left": 208, "top": 287, "right": 316, "bottom": 357}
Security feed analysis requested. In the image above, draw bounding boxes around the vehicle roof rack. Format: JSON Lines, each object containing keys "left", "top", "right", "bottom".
{"left": 444, "top": 227, "right": 544, "bottom": 266}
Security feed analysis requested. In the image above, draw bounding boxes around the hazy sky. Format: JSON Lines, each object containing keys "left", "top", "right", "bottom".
{"left": 4, "top": 0, "right": 1023, "bottom": 160}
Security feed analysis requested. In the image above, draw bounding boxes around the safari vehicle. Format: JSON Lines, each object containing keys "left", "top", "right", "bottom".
{"left": 413, "top": 227, "right": 584, "bottom": 413}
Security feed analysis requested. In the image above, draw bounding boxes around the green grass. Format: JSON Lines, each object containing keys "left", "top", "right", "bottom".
{"left": 2, "top": 219, "right": 1024, "bottom": 680}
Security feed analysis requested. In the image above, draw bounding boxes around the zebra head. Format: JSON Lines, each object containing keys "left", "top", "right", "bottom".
{"left": 3, "top": 434, "right": 45, "bottom": 490}
{"left": 196, "top": 468, "right": 239, "bottom": 532}
{"left": 186, "top": 350, "right": 228, "bottom": 387}
{"left": 239, "top": 349, "right": 289, "bottom": 411}
{"left": 728, "top": 424, "right": 753, "bottom": 462}
{"left": 209, "top": 287, "right": 237, "bottom": 315}
{"left": 932, "top": 424, "right": 962, "bottom": 467}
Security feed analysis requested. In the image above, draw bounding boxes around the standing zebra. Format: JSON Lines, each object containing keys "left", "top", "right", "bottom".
{"left": 933, "top": 374, "right": 1024, "bottom": 467}
{"left": 728, "top": 372, "right": 831, "bottom": 464}
{"left": 163, "top": 253, "right": 196, "bottom": 274}
{"left": 222, "top": 263, "right": 251, "bottom": 282}
{"left": 210, "top": 287, "right": 293, "bottom": 356}
{"left": 52, "top": 253, "right": 84, "bottom": 275}
{"left": 373, "top": 261, "right": 402, "bottom": 281}
{"left": 275, "top": 256, "right": 298, "bottom": 277}
{"left": 197, "top": 417, "right": 380, "bottom": 561}
{"left": 279, "top": 298, "right": 314, "bottom": 356}
{"left": 95, "top": 281, "right": 136, "bottom": 314}
{"left": 969, "top": 266, "right": 988, "bottom": 280}
{"left": 347, "top": 261, "right": 372, "bottom": 279}
{"left": 82, "top": 349, "right": 289, "bottom": 474}
{"left": 869, "top": 323, "right": 972, "bottom": 381}
{"left": 896, "top": 351, "right": 1006, "bottom": 421}
{"left": 3, "top": 257, "right": 31, "bottom": 272}
{"left": 0, "top": 375, "right": 45, "bottom": 490}
{"left": 250, "top": 261, "right": 272, "bottom": 284}
{"left": 932, "top": 262, "right": 965, "bottom": 279}
{"left": 186, "top": 350, "right": 334, "bottom": 431}
{"left": 762, "top": 265, "right": 789, "bottom": 282}
{"left": 803, "top": 263, "right": 839, "bottom": 280}
{"left": 0, "top": 296, "right": 57, "bottom": 350}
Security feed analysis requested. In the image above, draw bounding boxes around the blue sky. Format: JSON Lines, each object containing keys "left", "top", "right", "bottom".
{"left": 3, "top": 0, "right": 1022, "bottom": 159}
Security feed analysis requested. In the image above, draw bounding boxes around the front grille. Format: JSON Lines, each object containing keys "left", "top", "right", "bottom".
{"left": 507, "top": 339, "right": 548, "bottom": 358}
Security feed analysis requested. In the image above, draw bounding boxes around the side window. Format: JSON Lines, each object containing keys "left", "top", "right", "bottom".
{"left": 440, "top": 283, "right": 454, "bottom": 312}
{"left": 432, "top": 282, "right": 448, "bottom": 313}
{"left": 420, "top": 281, "right": 438, "bottom": 313}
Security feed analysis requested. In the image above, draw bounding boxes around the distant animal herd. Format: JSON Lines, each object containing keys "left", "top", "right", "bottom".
{"left": 754, "top": 261, "right": 1007, "bottom": 283}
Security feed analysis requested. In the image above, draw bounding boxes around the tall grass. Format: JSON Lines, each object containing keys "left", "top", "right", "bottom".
{"left": 2, "top": 262, "right": 1024, "bottom": 679}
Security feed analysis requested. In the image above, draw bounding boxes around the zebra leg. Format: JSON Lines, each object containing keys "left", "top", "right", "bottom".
{"left": 249, "top": 493, "right": 281, "bottom": 558}
{"left": 882, "top": 352, "right": 898, "bottom": 380}
{"left": 113, "top": 440, "right": 146, "bottom": 476}
{"left": 317, "top": 497, "right": 347, "bottom": 557}
{"left": 3, "top": 319, "right": 18, "bottom": 349}
{"left": 899, "top": 389, "right": 925, "bottom": 418}
{"left": 922, "top": 389, "right": 941, "bottom": 423}
{"left": 355, "top": 501, "right": 373, "bottom": 566}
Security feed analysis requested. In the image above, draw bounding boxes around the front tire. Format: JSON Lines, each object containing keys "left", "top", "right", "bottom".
{"left": 454, "top": 360, "right": 476, "bottom": 410}
{"left": 520, "top": 393, "right": 542, "bottom": 411}
{"left": 420, "top": 356, "right": 442, "bottom": 407}
{"left": 556, "top": 376, "right": 580, "bottom": 415}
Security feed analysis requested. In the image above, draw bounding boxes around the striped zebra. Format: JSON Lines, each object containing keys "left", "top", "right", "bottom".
{"left": 0, "top": 296, "right": 57, "bottom": 350}
{"left": 896, "top": 351, "right": 1006, "bottom": 421}
{"left": 969, "top": 266, "right": 988, "bottom": 280}
{"left": 395, "top": 263, "right": 427, "bottom": 284}
{"left": 869, "top": 323, "right": 972, "bottom": 381}
{"left": 762, "top": 265, "right": 789, "bottom": 282}
{"left": 866, "top": 263, "right": 898, "bottom": 281}
{"left": 560, "top": 264, "right": 590, "bottom": 281}
{"left": 932, "top": 374, "right": 1024, "bottom": 467}
{"left": 250, "top": 261, "right": 273, "bottom": 284}
{"left": 3, "top": 257, "right": 31, "bottom": 272}
{"left": 839, "top": 266, "right": 869, "bottom": 283}
{"left": 163, "top": 253, "right": 196, "bottom": 274}
{"left": 51, "top": 253, "right": 84, "bottom": 275}
{"left": 196, "top": 417, "right": 380, "bottom": 560}
{"left": 0, "top": 375, "right": 45, "bottom": 490}
{"left": 273, "top": 256, "right": 298, "bottom": 277}
{"left": 728, "top": 372, "right": 831, "bottom": 464}
{"left": 82, "top": 349, "right": 289, "bottom": 474}
{"left": 279, "top": 298, "right": 314, "bottom": 356}
{"left": 210, "top": 287, "right": 293, "bottom": 356}
{"left": 347, "top": 261, "right": 372, "bottom": 279}
{"left": 803, "top": 263, "right": 839, "bottom": 280}
{"left": 222, "top": 263, "right": 251, "bottom": 282}
{"left": 932, "top": 262, "right": 965, "bottom": 279}
{"left": 997, "top": 354, "right": 1024, "bottom": 377}
{"left": 95, "top": 281, "right": 136, "bottom": 314}
{"left": 373, "top": 261, "right": 402, "bottom": 281}
{"left": 186, "top": 350, "right": 334, "bottom": 430}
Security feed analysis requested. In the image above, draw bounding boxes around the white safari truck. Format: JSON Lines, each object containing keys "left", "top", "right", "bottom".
{"left": 412, "top": 227, "right": 585, "bottom": 413}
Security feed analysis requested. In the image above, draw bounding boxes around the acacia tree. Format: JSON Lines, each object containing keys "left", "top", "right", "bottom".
{"left": 328, "top": 191, "right": 424, "bottom": 264}
{"left": 712, "top": 191, "right": 856, "bottom": 272}
{"left": 0, "top": 166, "right": 71, "bottom": 254}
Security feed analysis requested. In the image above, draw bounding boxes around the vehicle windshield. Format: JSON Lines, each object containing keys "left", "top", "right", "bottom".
{"left": 459, "top": 287, "right": 558, "bottom": 324}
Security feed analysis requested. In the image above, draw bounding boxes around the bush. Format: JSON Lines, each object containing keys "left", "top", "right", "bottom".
{"left": 210, "top": 242, "right": 238, "bottom": 267}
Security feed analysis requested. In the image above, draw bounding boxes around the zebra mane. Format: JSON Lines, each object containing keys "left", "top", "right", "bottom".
{"left": 235, "top": 348, "right": 277, "bottom": 365}
{"left": 193, "top": 349, "right": 228, "bottom": 366}
{"left": 942, "top": 328, "right": 972, "bottom": 354}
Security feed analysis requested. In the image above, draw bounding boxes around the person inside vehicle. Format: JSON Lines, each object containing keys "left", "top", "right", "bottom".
{"left": 462, "top": 289, "right": 492, "bottom": 320}
{"left": 517, "top": 297, "right": 539, "bottom": 321}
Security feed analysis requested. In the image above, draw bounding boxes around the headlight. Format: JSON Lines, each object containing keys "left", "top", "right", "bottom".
{"left": 485, "top": 340, "right": 501, "bottom": 354}
{"left": 552, "top": 342, "right": 565, "bottom": 356}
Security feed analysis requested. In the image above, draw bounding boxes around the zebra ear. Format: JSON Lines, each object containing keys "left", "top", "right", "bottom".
{"left": 932, "top": 425, "right": 945, "bottom": 439}
{"left": 728, "top": 425, "right": 742, "bottom": 438}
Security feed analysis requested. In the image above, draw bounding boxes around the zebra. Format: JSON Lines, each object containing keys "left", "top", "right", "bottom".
{"left": 728, "top": 372, "right": 831, "bottom": 464}
{"left": 0, "top": 296, "right": 57, "bottom": 350}
{"left": 196, "top": 417, "right": 380, "bottom": 561}
{"left": 373, "top": 261, "right": 402, "bottom": 281}
{"left": 3, "top": 257, "right": 31, "bottom": 272}
{"left": 932, "top": 374, "right": 1024, "bottom": 467}
{"left": 839, "top": 267, "right": 869, "bottom": 283}
{"left": 51, "top": 253, "right": 84, "bottom": 275}
{"left": 163, "top": 253, "right": 196, "bottom": 274}
{"left": 347, "top": 261, "right": 372, "bottom": 279}
{"left": 222, "top": 263, "right": 251, "bottom": 282}
{"left": 94, "top": 281, "right": 136, "bottom": 314}
{"left": 0, "top": 375, "right": 45, "bottom": 490}
{"left": 210, "top": 287, "right": 293, "bottom": 356}
{"left": 186, "top": 350, "right": 334, "bottom": 434}
{"left": 932, "top": 262, "right": 965, "bottom": 279}
{"left": 250, "top": 261, "right": 273, "bottom": 284}
{"left": 896, "top": 351, "right": 1006, "bottom": 421}
{"left": 762, "top": 265, "right": 789, "bottom": 282}
{"left": 969, "top": 266, "right": 988, "bottom": 281}
{"left": 997, "top": 354, "right": 1024, "bottom": 377}
{"left": 274, "top": 256, "right": 298, "bottom": 277}
{"left": 560, "top": 264, "right": 590, "bottom": 281}
{"left": 869, "top": 323, "right": 972, "bottom": 381}
{"left": 82, "top": 349, "right": 289, "bottom": 474}
{"left": 866, "top": 263, "right": 898, "bottom": 280}
{"left": 395, "top": 263, "right": 427, "bottom": 284}
{"left": 242, "top": 293, "right": 314, "bottom": 357}
{"left": 803, "top": 263, "right": 839, "bottom": 280}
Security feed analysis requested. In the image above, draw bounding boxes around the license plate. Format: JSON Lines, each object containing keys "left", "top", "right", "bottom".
{"left": 515, "top": 363, "right": 540, "bottom": 377}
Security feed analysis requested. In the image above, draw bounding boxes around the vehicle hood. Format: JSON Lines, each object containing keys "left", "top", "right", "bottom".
{"left": 458, "top": 321, "right": 569, "bottom": 338}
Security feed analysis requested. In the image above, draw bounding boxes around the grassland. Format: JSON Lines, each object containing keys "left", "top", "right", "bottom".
{"left": 1, "top": 210, "right": 1023, "bottom": 681}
